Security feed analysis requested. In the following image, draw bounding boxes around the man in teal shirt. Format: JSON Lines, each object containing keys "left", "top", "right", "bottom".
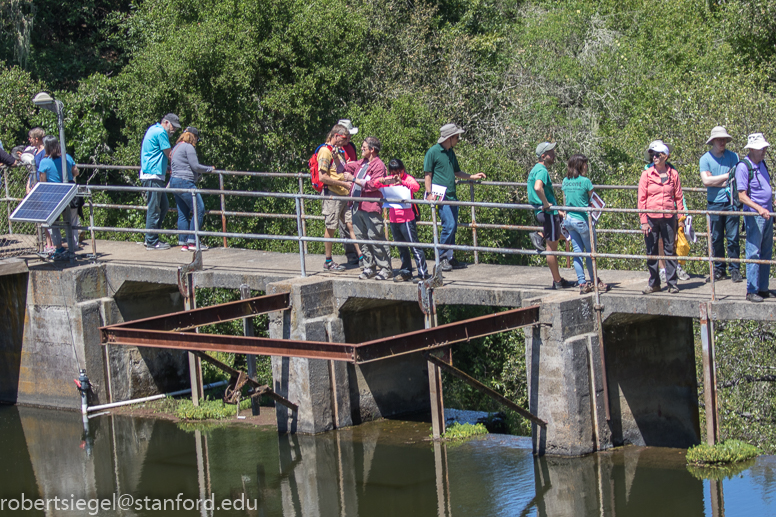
{"left": 423, "top": 123, "right": 486, "bottom": 272}
{"left": 527, "top": 142, "right": 575, "bottom": 289}
{"left": 140, "top": 113, "right": 180, "bottom": 250}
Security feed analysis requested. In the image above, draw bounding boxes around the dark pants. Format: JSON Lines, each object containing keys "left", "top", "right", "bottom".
{"left": 645, "top": 216, "right": 677, "bottom": 288}
{"left": 143, "top": 177, "right": 169, "bottom": 246}
{"left": 708, "top": 201, "right": 740, "bottom": 274}
{"left": 391, "top": 220, "right": 428, "bottom": 277}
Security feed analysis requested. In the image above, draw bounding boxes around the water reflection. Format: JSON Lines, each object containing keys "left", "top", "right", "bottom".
{"left": 0, "top": 405, "right": 774, "bottom": 516}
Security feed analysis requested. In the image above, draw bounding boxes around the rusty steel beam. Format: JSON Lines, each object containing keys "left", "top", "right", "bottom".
{"left": 101, "top": 327, "right": 356, "bottom": 362}
{"left": 108, "top": 292, "right": 290, "bottom": 332}
{"left": 425, "top": 352, "right": 547, "bottom": 428}
{"left": 354, "top": 306, "right": 541, "bottom": 364}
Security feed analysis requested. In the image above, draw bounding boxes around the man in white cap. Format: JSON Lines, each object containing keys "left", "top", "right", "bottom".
{"left": 528, "top": 142, "right": 575, "bottom": 289}
{"left": 736, "top": 133, "right": 772, "bottom": 302}
{"left": 337, "top": 119, "right": 359, "bottom": 162}
{"left": 423, "top": 123, "right": 486, "bottom": 272}
{"left": 700, "top": 126, "right": 741, "bottom": 283}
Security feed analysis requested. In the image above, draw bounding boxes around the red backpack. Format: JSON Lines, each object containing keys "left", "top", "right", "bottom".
{"left": 308, "top": 143, "right": 332, "bottom": 193}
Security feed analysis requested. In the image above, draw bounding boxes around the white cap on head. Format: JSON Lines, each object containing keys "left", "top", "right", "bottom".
{"left": 337, "top": 119, "right": 359, "bottom": 135}
{"left": 643, "top": 140, "right": 672, "bottom": 162}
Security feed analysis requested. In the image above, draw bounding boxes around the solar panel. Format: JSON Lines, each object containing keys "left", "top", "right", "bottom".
{"left": 10, "top": 182, "right": 79, "bottom": 225}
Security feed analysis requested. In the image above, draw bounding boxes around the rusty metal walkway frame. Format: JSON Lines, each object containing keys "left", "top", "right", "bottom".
{"left": 100, "top": 292, "right": 546, "bottom": 429}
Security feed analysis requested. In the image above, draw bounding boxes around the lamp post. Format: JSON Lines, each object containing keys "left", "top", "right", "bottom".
{"left": 32, "top": 92, "right": 67, "bottom": 183}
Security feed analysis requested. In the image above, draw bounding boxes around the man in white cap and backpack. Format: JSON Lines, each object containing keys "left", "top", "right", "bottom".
{"left": 423, "top": 123, "right": 486, "bottom": 272}
{"left": 699, "top": 126, "right": 741, "bottom": 283}
{"left": 735, "top": 133, "right": 773, "bottom": 302}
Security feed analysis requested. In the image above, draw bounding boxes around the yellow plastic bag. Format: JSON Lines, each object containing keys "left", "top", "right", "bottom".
{"left": 676, "top": 217, "right": 690, "bottom": 266}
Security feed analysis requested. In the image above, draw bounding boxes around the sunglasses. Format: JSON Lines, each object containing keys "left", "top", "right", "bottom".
{"left": 649, "top": 151, "right": 665, "bottom": 158}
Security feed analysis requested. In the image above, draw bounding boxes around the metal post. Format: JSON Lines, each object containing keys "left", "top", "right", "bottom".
{"left": 588, "top": 211, "right": 611, "bottom": 421}
{"left": 240, "top": 284, "right": 260, "bottom": 416}
{"left": 219, "top": 173, "right": 228, "bottom": 249}
{"left": 700, "top": 302, "right": 720, "bottom": 445}
{"left": 298, "top": 177, "right": 308, "bottom": 254}
{"left": 469, "top": 182, "right": 478, "bottom": 264}
{"left": 295, "top": 196, "right": 307, "bottom": 277}
{"left": 423, "top": 284, "right": 445, "bottom": 439}
{"left": 4, "top": 167, "right": 12, "bottom": 236}
{"left": 184, "top": 274, "right": 203, "bottom": 406}
{"left": 191, "top": 191, "right": 201, "bottom": 250}
{"left": 706, "top": 213, "right": 716, "bottom": 301}
{"left": 430, "top": 200, "right": 441, "bottom": 268}
{"left": 87, "top": 196, "right": 97, "bottom": 259}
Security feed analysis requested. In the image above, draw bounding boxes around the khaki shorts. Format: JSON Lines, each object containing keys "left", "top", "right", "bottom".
{"left": 322, "top": 197, "right": 352, "bottom": 230}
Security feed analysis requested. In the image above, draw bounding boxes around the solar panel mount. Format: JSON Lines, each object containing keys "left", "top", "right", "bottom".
{"left": 10, "top": 182, "right": 79, "bottom": 225}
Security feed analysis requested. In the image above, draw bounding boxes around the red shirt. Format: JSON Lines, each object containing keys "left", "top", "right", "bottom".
{"left": 638, "top": 166, "right": 685, "bottom": 225}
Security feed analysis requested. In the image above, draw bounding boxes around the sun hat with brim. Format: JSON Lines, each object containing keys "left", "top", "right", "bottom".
{"left": 438, "top": 123, "right": 465, "bottom": 144}
{"left": 744, "top": 133, "right": 770, "bottom": 150}
{"left": 535, "top": 142, "right": 557, "bottom": 158}
{"left": 337, "top": 119, "right": 359, "bottom": 135}
{"left": 643, "top": 140, "right": 673, "bottom": 162}
{"left": 706, "top": 126, "right": 733, "bottom": 145}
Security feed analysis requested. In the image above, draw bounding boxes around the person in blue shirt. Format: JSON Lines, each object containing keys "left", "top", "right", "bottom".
{"left": 38, "top": 136, "right": 79, "bottom": 261}
{"left": 699, "top": 126, "right": 741, "bottom": 283}
{"left": 140, "top": 113, "right": 181, "bottom": 250}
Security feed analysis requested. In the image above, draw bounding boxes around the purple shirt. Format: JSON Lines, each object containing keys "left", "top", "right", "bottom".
{"left": 736, "top": 158, "right": 772, "bottom": 212}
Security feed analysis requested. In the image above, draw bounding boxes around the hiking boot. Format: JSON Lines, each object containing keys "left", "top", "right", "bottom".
{"left": 375, "top": 269, "right": 394, "bottom": 281}
{"left": 449, "top": 258, "right": 467, "bottom": 269}
{"left": 746, "top": 293, "right": 764, "bottom": 303}
{"left": 439, "top": 259, "right": 453, "bottom": 272}
{"left": 642, "top": 284, "right": 661, "bottom": 294}
{"left": 323, "top": 260, "right": 346, "bottom": 272}
{"left": 394, "top": 271, "right": 413, "bottom": 282}
{"left": 667, "top": 285, "right": 680, "bottom": 294}
{"left": 676, "top": 265, "right": 690, "bottom": 281}
{"left": 552, "top": 278, "right": 577, "bottom": 290}
{"left": 731, "top": 270, "right": 743, "bottom": 283}
{"left": 579, "top": 282, "right": 593, "bottom": 295}
{"left": 146, "top": 241, "right": 171, "bottom": 250}
{"left": 52, "top": 250, "right": 72, "bottom": 262}
{"left": 529, "top": 232, "right": 546, "bottom": 252}
{"left": 758, "top": 290, "right": 773, "bottom": 299}
{"left": 358, "top": 268, "right": 376, "bottom": 280}
{"left": 659, "top": 269, "right": 666, "bottom": 284}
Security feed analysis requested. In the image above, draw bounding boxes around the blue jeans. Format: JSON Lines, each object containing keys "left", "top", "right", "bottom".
{"left": 143, "top": 177, "right": 169, "bottom": 246}
{"left": 169, "top": 177, "right": 204, "bottom": 245}
{"left": 744, "top": 213, "right": 773, "bottom": 294}
{"left": 438, "top": 203, "right": 459, "bottom": 261}
{"left": 708, "top": 201, "right": 740, "bottom": 274}
{"left": 562, "top": 217, "right": 595, "bottom": 285}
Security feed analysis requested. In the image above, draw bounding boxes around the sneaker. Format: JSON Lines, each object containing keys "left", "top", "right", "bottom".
{"left": 181, "top": 245, "right": 190, "bottom": 252}
{"left": 642, "top": 285, "right": 661, "bottom": 294}
{"left": 188, "top": 243, "right": 209, "bottom": 251}
{"left": 758, "top": 290, "right": 773, "bottom": 299}
{"left": 659, "top": 269, "right": 667, "bottom": 284}
{"left": 449, "top": 258, "right": 467, "bottom": 269}
{"left": 52, "top": 250, "right": 71, "bottom": 261}
{"left": 323, "top": 260, "right": 346, "bottom": 272}
{"left": 731, "top": 270, "right": 743, "bottom": 283}
{"left": 667, "top": 285, "right": 680, "bottom": 294}
{"left": 552, "top": 278, "right": 577, "bottom": 289}
{"left": 347, "top": 256, "right": 360, "bottom": 266}
{"left": 416, "top": 273, "right": 433, "bottom": 283}
{"left": 359, "top": 268, "right": 376, "bottom": 280}
{"left": 394, "top": 271, "right": 413, "bottom": 282}
{"left": 439, "top": 259, "right": 453, "bottom": 272}
{"left": 44, "top": 246, "right": 56, "bottom": 254}
{"left": 596, "top": 279, "right": 611, "bottom": 292}
{"left": 375, "top": 269, "right": 393, "bottom": 281}
{"left": 529, "top": 231, "right": 546, "bottom": 252}
{"left": 146, "top": 242, "right": 171, "bottom": 250}
{"left": 746, "top": 293, "right": 764, "bottom": 303}
{"left": 579, "top": 283, "right": 593, "bottom": 295}
{"left": 676, "top": 265, "right": 690, "bottom": 281}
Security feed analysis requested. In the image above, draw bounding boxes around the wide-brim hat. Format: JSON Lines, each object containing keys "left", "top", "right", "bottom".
{"left": 337, "top": 119, "right": 359, "bottom": 135}
{"left": 643, "top": 140, "right": 673, "bottom": 162}
{"left": 438, "top": 123, "right": 465, "bottom": 144}
{"left": 535, "top": 142, "right": 557, "bottom": 158}
{"left": 706, "top": 126, "right": 733, "bottom": 145}
{"left": 744, "top": 133, "right": 770, "bottom": 150}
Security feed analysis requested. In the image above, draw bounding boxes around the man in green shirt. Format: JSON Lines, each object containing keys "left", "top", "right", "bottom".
{"left": 423, "top": 123, "right": 486, "bottom": 272}
{"left": 527, "top": 142, "right": 575, "bottom": 289}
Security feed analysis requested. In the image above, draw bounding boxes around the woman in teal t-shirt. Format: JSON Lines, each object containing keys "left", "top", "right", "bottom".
{"left": 561, "top": 154, "right": 609, "bottom": 294}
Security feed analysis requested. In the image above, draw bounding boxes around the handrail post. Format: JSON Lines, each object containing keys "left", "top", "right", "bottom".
{"left": 295, "top": 196, "right": 307, "bottom": 277}
{"left": 298, "top": 176, "right": 308, "bottom": 254}
{"left": 219, "top": 173, "right": 228, "bottom": 249}
{"left": 4, "top": 167, "right": 12, "bottom": 236}
{"left": 87, "top": 194, "right": 97, "bottom": 259}
{"left": 430, "top": 199, "right": 440, "bottom": 269}
{"left": 470, "top": 181, "right": 479, "bottom": 264}
{"left": 192, "top": 191, "right": 201, "bottom": 250}
{"left": 588, "top": 210, "right": 611, "bottom": 423}
{"left": 706, "top": 213, "right": 716, "bottom": 301}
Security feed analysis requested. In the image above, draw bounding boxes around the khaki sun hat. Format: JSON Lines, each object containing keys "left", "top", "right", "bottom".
{"left": 438, "top": 123, "right": 465, "bottom": 144}
{"left": 744, "top": 133, "right": 770, "bottom": 150}
{"left": 706, "top": 126, "right": 733, "bottom": 145}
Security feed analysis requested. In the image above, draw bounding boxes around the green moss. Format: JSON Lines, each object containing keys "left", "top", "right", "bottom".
{"left": 686, "top": 440, "right": 760, "bottom": 467}
{"left": 440, "top": 422, "right": 489, "bottom": 441}
{"left": 174, "top": 397, "right": 253, "bottom": 421}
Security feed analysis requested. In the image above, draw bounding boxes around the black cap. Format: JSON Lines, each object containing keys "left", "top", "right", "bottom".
{"left": 163, "top": 113, "right": 181, "bottom": 129}
{"left": 185, "top": 126, "right": 200, "bottom": 139}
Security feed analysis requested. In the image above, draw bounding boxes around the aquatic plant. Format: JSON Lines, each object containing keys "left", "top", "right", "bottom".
{"left": 175, "top": 397, "right": 253, "bottom": 421}
{"left": 686, "top": 440, "right": 760, "bottom": 467}
{"left": 441, "top": 422, "right": 489, "bottom": 441}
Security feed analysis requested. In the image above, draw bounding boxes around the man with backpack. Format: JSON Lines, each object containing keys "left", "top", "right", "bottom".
{"left": 700, "top": 126, "right": 741, "bottom": 283}
{"left": 734, "top": 133, "right": 772, "bottom": 302}
{"left": 316, "top": 124, "right": 358, "bottom": 271}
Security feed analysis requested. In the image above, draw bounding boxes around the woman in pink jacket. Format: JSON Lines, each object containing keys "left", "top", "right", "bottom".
{"left": 638, "top": 141, "right": 685, "bottom": 294}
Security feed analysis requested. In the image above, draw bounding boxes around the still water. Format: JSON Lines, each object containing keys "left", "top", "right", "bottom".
{"left": 1, "top": 405, "right": 774, "bottom": 516}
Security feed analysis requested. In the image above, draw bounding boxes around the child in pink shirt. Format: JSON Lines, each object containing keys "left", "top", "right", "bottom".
{"left": 378, "top": 159, "right": 429, "bottom": 282}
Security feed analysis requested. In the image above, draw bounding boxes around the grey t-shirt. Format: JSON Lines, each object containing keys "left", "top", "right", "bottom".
{"left": 170, "top": 142, "right": 212, "bottom": 182}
